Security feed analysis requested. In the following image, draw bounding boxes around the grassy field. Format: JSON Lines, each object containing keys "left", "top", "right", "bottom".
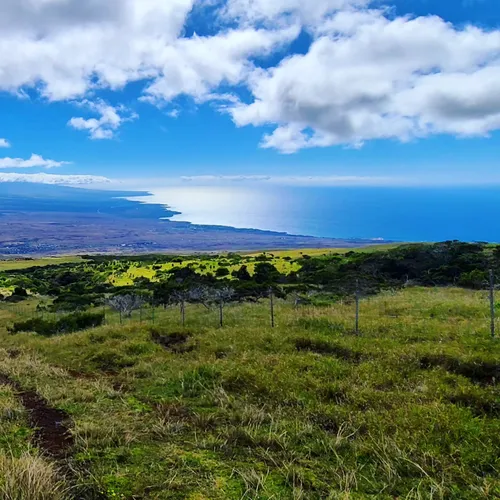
{"left": 245, "top": 244, "right": 401, "bottom": 259}
{"left": 0, "top": 257, "right": 84, "bottom": 272}
{"left": 0, "top": 246, "right": 396, "bottom": 286}
{"left": 108, "top": 256, "right": 301, "bottom": 287}
{"left": 109, "top": 261, "right": 302, "bottom": 287}
{"left": 107, "top": 245, "right": 401, "bottom": 286}
{"left": 0, "top": 257, "right": 82, "bottom": 296}
{"left": 0, "top": 287, "right": 499, "bottom": 499}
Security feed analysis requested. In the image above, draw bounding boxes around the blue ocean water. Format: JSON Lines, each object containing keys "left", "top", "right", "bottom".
{"left": 132, "top": 186, "right": 500, "bottom": 242}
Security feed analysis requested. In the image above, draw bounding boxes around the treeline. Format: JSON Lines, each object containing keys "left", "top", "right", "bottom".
{"left": 1, "top": 242, "right": 499, "bottom": 313}
{"left": 297, "top": 241, "right": 499, "bottom": 295}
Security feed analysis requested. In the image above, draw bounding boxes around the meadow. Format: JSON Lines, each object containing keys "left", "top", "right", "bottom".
{"left": 0, "top": 257, "right": 84, "bottom": 272}
{"left": 0, "top": 244, "right": 389, "bottom": 287}
{"left": 0, "top": 285, "right": 499, "bottom": 499}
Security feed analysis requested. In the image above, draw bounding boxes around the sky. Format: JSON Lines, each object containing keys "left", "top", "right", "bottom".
{"left": 1, "top": 0, "right": 500, "bottom": 189}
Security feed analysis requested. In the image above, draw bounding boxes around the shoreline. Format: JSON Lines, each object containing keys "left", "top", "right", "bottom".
{"left": 0, "top": 182, "right": 390, "bottom": 256}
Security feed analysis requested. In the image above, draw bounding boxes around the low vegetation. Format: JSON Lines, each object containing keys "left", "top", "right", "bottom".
{"left": 0, "top": 242, "right": 498, "bottom": 498}
{"left": 8, "top": 311, "right": 105, "bottom": 337}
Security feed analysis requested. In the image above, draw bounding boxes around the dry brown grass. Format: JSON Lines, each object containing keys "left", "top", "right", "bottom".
{"left": 0, "top": 451, "right": 67, "bottom": 500}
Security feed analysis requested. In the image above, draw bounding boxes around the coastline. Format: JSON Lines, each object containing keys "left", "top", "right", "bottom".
{"left": 126, "top": 189, "right": 391, "bottom": 243}
{"left": 0, "top": 183, "right": 384, "bottom": 256}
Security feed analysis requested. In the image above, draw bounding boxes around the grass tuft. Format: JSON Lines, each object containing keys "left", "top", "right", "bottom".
{"left": 0, "top": 451, "right": 67, "bottom": 500}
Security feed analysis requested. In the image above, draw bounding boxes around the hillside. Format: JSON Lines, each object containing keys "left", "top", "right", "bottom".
{"left": 0, "top": 242, "right": 499, "bottom": 498}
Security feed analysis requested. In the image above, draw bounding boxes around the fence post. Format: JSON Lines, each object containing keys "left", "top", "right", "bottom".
{"left": 355, "top": 279, "right": 360, "bottom": 335}
{"left": 219, "top": 300, "right": 224, "bottom": 328}
{"left": 270, "top": 287, "right": 275, "bottom": 328}
{"left": 489, "top": 269, "right": 496, "bottom": 339}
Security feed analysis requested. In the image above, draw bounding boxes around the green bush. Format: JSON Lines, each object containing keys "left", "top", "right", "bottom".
{"left": 8, "top": 311, "right": 105, "bottom": 337}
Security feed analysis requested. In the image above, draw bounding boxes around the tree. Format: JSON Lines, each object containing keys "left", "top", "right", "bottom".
{"left": 108, "top": 294, "right": 145, "bottom": 323}
{"left": 254, "top": 263, "right": 281, "bottom": 284}
{"left": 210, "top": 286, "right": 235, "bottom": 327}
{"left": 188, "top": 286, "right": 212, "bottom": 309}
{"left": 233, "top": 265, "right": 251, "bottom": 281}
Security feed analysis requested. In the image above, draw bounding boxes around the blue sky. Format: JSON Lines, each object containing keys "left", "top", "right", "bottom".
{"left": 1, "top": 0, "right": 500, "bottom": 188}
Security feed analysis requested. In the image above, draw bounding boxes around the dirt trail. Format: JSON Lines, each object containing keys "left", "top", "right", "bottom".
{"left": 0, "top": 373, "right": 73, "bottom": 459}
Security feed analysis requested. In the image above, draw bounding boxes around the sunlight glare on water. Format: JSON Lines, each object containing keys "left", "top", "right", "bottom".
{"left": 130, "top": 186, "right": 288, "bottom": 232}
{"left": 129, "top": 184, "right": 500, "bottom": 242}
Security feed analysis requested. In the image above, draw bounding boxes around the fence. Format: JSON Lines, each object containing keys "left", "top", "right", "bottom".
{"left": 3, "top": 286, "right": 498, "bottom": 340}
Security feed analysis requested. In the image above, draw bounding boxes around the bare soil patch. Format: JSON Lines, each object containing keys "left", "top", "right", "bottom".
{"left": 151, "top": 330, "right": 197, "bottom": 354}
{"left": 0, "top": 373, "right": 73, "bottom": 458}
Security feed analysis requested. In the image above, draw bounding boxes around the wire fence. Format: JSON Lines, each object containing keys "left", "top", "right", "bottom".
{"left": 3, "top": 288, "right": 498, "bottom": 339}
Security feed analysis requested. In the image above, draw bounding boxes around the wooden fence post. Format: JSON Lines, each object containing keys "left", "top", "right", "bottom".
{"left": 355, "top": 279, "right": 360, "bottom": 335}
{"left": 489, "top": 269, "right": 495, "bottom": 339}
{"left": 270, "top": 287, "right": 275, "bottom": 328}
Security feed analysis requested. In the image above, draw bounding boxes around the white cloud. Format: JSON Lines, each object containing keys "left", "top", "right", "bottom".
{"left": 141, "top": 26, "right": 298, "bottom": 106}
{"left": 0, "top": 0, "right": 197, "bottom": 100}
{"left": 0, "top": 138, "right": 10, "bottom": 148}
{"left": 0, "top": 153, "right": 70, "bottom": 169}
{"left": 181, "top": 175, "right": 272, "bottom": 182}
{"left": 171, "top": 173, "right": 500, "bottom": 187}
{"left": 166, "top": 109, "right": 180, "bottom": 119}
{"left": 179, "top": 174, "right": 396, "bottom": 186}
{"left": 0, "top": 172, "right": 111, "bottom": 185}
{"left": 221, "top": 0, "right": 369, "bottom": 28}
{"left": 68, "top": 100, "right": 137, "bottom": 139}
{"left": 0, "top": 0, "right": 294, "bottom": 106}
{"left": 1, "top": 1, "right": 500, "bottom": 152}
{"left": 229, "top": 10, "right": 500, "bottom": 152}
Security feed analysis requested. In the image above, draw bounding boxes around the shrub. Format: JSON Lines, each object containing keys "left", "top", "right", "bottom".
{"left": 8, "top": 311, "right": 104, "bottom": 337}
{"left": 13, "top": 287, "right": 28, "bottom": 297}
{"left": 215, "top": 267, "right": 230, "bottom": 278}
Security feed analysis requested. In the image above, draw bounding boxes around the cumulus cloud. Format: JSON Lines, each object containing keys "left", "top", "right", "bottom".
{"left": 0, "top": 138, "right": 10, "bottom": 148}
{"left": 0, "top": 0, "right": 294, "bottom": 105}
{"left": 140, "top": 26, "right": 298, "bottom": 106}
{"left": 1, "top": 1, "right": 500, "bottom": 152}
{"left": 68, "top": 100, "right": 137, "bottom": 139}
{"left": 0, "top": 0, "right": 197, "bottom": 100}
{"left": 0, "top": 172, "right": 111, "bottom": 185}
{"left": 0, "top": 154, "right": 70, "bottom": 169}
{"left": 221, "top": 0, "right": 369, "bottom": 28}
{"left": 230, "top": 10, "right": 500, "bottom": 152}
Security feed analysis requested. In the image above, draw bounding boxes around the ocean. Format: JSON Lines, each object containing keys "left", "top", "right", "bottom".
{"left": 130, "top": 185, "right": 500, "bottom": 243}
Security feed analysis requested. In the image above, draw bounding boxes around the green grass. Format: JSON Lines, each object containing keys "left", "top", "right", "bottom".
{"left": 108, "top": 257, "right": 301, "bottom": 286}
{"left": 0, "top": 257, "right": 84, "bottom": 272}
{"left": 245, "top": 244, "right": 402, "bottom": 259}
{"left": 0, "top": 287, "right": 499, "bottom": 498}
{"left": 104, "top": 245, "right": 401, "bottom": 286}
